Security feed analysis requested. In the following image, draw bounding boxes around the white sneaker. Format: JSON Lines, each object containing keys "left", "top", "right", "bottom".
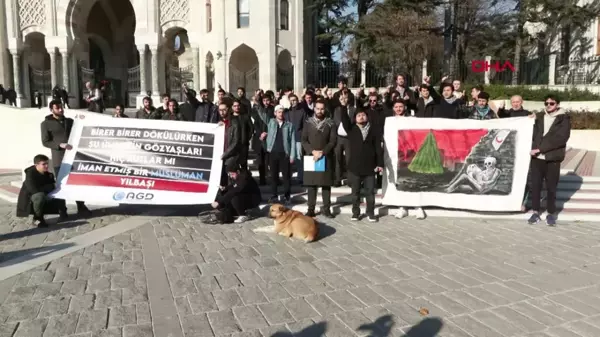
{"left": 415, "top": 208, "right": 426, "bottom": 220}
{"left": 234, "top": 216, "right": 249, "bottom": 223}
{"left": 395, "top": 207, "right": 408, "bottom": 219}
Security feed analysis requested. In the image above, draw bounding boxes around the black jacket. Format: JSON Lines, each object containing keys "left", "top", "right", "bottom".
{"left": 340, "top": 109, "right": 384, "bottom": 176}
{"left": 41, "top": 114, "right": 74, "bottom": 165}
{"left": 366, "top": 105, "right": 390, "bottom": 136}
{"left": 434, "top": 97, "right": 464, "bottom": 119}
{"left": 234, "top": 113, "right": 254, "bottom": 146}
{"left": 222, "top": 118, "right": 242, "bottom": 167}
{"left": 333, "top": 105, "right": 356, "bottom": 136}
{"left": 532, "top": 110, "right": 571, "bottom": 162}
{"left": 250, "top": 105, "right": 274, "bottom": 151}
{"left": 195, "top": 101, "right": 216, "bottom": 122}
{"left": 415, "top": 86, "right": 440, "bottom": 118}
{"left": 287, "top": 106, "right": 306, "bottom": 141}
{"left": 499, "top": 108, "right": 530, "bottom": 118}
{"left": 136, "top": 107, "right": 161, "bottom": 119}
{"left": 161, "top": 111, "right": 185, "bottom": 121}
{"left": 16, "top": 166, "right": 59, "bottom": 217}
{"left": 216, "top": 169, "right": 261, "bottom": 206}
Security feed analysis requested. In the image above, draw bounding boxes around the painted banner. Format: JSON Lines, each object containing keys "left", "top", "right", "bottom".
{"left": 382, "top": 116, "right": 534, "bottom": 212}
{"left": 50, "top": 117, "right": 225, "bottom": 205}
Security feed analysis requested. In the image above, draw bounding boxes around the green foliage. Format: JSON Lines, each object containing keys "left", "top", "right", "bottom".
{"left": 408, "top": 132, "right": 445, "bottom": 174}
{"left": 482, "top": 85, "right": 600, "bottom": 101}
{"left": 537, "top": 111, "right": 600, "bottom": 129}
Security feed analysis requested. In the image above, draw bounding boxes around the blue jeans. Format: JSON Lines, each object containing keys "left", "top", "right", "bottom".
{"left": 295, "top": 141, "right": 303, "bottom": 182}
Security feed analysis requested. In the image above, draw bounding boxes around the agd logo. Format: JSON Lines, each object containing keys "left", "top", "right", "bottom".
{"left": 113, "top": 191, "right": 154, "bottom": 201}
{"left": 471, "top": 60, "right": 515, "bottom": 73}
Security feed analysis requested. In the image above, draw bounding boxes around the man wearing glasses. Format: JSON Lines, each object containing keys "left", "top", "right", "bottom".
{"left": 528, "top": 95, "right": 571, "bottom": 226}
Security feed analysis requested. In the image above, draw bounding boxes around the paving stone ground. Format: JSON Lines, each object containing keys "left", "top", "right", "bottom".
{"left": 1, "top": 202, "right": 600, "bottom": 337}
{"left": 0, "top": 199, "right": 138, "bottom": 264}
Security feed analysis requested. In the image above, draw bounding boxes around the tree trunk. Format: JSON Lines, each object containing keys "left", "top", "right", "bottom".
{"left": 512, "top": 28, "right": 522, "bottom": 85}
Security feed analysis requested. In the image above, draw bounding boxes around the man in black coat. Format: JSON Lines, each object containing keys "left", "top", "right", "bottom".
{"left": 498, "top": 95, "right": 531, "bottom": 118}
{"left": 202, "top": 163, "right": 261, "bottom": 224}
{"left": 286, "top": 94, "right": 306, "bottom": 183}
{"left": 332, "top": 91, "right": 356, "bottom": 186}
{"left": 250, "top": 96, "right": 274, "bottom": 185}
{"left": 339, "top": 104, "right": 383, "bottom": 222}
{"left": 232, "top": 98, "right": 253, "bottom": 169}
{"left": 41, "top": 100, "right": 91, "bottom": 217}
{"left": 528, "top": 95, "right": 571, "bottom": 226}
{"left": 16, "top": 154, "right": 67, "bottom": 228}
{"left": 218, "top": 103, "right": 242, "bottom": 187}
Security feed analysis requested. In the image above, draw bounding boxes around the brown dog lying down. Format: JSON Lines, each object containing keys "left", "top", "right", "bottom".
{"left": 253, "top": 204, "right": 319, "bottom": 242}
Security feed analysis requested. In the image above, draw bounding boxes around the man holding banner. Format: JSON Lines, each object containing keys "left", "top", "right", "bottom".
{"left": 41, "top": 100, "right": 91, "bottom": 218}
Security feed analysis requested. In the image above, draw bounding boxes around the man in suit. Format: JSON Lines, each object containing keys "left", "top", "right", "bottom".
{"left": 332, "top": 88, "right": 356, "bottom": 186}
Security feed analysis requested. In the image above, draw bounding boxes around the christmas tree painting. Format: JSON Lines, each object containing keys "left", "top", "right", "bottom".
{"left": 408, "top": 131, "right": 444, "bottom": 174}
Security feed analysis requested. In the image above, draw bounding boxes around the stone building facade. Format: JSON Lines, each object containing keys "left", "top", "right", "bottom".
{"left": 0, "top": 0, "right": 318, "bottom": 108}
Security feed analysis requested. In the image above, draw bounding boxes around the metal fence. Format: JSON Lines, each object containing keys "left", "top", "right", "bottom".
{"left": 555, "top": 56, "right": 600, "bottom": 85}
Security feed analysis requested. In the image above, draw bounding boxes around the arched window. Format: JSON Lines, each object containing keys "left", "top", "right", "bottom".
{"left": 206, "top": 0, "right": 212, "bottom": 32}
{"left": 280, "top": 0, "right": 289, "bottom": 30}
{"left": 174, "top": 35, "right": 181, "bottom": 51}
{"left": 237, "top": 0, "right": 249, "bottom": 28}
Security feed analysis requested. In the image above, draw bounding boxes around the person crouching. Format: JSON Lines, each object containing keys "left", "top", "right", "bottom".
{"left": 203, "top": 163, "right": 262, "bottom": 224}
{"left": 16, "top": 154, "right": 67, "bottom": 228}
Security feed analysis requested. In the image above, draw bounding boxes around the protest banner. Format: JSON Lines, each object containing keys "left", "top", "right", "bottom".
{"left": 51, "top": 117, "right": 225, "bottom": 205}
{"left": 382, "top": 116, "right": 534, "bottom": 212}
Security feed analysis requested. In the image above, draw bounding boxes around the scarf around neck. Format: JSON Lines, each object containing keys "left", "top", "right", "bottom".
{"left": 444, "top": 96, "right": 457, "bottom": 104}
{"left": 358, "top": 123, "right": 370, "bottom": 140}
{"left": 309, "top": 116, "right": 331, "bottom": 132}
{"left": 475, "top": 105, "right": 490, "bottom": 117}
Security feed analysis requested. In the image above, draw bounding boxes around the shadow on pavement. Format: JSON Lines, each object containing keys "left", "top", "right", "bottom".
{"left": 0, "top": 242, "right": 74, "bottom": 266}
{"left": 269, "top": 315, "right": 443, "bottom": 337}
{"left": 0, "top": 220, "right": 88, "bottom": 242}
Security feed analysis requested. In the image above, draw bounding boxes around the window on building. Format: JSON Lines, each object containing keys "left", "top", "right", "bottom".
{"left": 206, "top": 0, "right": 212, "bottom": 32}
{"left": 174, "top": 35, "right": 181, "bottom": 51}
{"left": 237, "top": 0, "right": 249, "bottom": 28}
{"left": 280, "top": 0, "right": 289, "bottom": 30}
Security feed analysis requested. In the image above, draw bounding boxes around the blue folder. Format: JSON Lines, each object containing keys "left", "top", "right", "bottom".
{"left": 314, "top": 157, "right": 326, "bottom": 172}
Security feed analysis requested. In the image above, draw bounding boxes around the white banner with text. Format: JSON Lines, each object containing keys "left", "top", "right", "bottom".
{"left": 51, "top": 117, "right": 225, "bottom": 205}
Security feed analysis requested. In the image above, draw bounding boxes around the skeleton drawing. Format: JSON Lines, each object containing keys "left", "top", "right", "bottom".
{"left": 445, "top": 156, "right": 502, "bottom": 194}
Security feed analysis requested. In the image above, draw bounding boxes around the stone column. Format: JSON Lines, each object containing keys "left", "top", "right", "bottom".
{"left": 149, "top": 46, "right": 159, "bottom": 96}
{"left": 48, "top": 48, "right": 58, "bottom": 88}
{"left": 192, "top": 47, "right": 200, "bottom": 92}
{"left": 484, "top": 55, "right": 491, "bottom": 85}
{"left": 137, "top": 46, "right": 147, "bottom": 95}
{"left": 199, "top": 51, "right": 208, "bottom": 91}
{"left": 11, "top": 52, "right": 22, "bottom": 98}
{"left": 548, "top": 54, "right": 557, "bottom": 85}
{"left": 60, "top": 49, "right": 70, "bottom": 91}
{"left": 422, "top": 59, "right": 428, "bottom": 79}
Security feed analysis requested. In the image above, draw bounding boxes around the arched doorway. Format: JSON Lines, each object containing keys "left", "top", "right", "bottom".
{"left": 277, "top": 49, "right": 294, "bottom": 91}
{"left": 23, "top": 32, "right": 51, "bottom": 104}
{"left": 229, "top": 44, "right": 259, "bottom": 94}
{"left": 66, "top": 0, "right": 136, "bottom": 107}
{"left": 163, "top": 28, "right": 193, "bottom": 102}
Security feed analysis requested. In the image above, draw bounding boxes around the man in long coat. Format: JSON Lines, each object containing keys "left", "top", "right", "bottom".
{"left": 301, "top": 99, "right": 337, "bottom": 218}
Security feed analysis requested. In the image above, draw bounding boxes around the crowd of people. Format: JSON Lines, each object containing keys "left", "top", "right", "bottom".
{"left": 15, "top": 74, "right": 570, "bottom": 228}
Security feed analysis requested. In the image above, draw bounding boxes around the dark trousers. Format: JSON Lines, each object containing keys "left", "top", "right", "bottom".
{"left": 307, "top": 186, "right": 331, "bottom": 211}
{"left": 269, "top": 151, "right": 291, "bottom": 198}
{"left": 530, "top": 158, "right": 561, "bottom": 215}
{"left": 335, "top": 136, "right": 350, "bottom": 182}
{"left": 256, "top": 147, "right": 268, "bottom": 184}
{"left": 217, "top": 191, "right": 259, "bottom": 223}
{"left": 54, "top": 166, "right": 85, "bottom": 209}
{"left": 239, "top": 145, "right": 249, "bottom": 170}
{"left": 31, "top": 192, "right": 66, "bottom": 218}
{"left": 348, "top": 172, "right": 376, "bottom": 216}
